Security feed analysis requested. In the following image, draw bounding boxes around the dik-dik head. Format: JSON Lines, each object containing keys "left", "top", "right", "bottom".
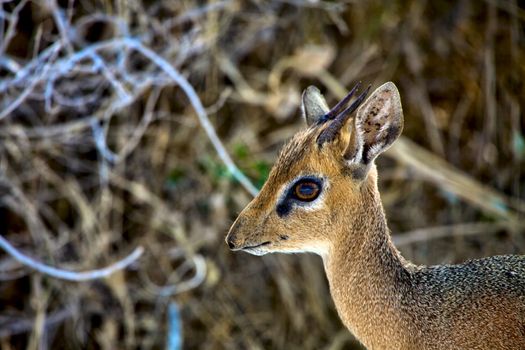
{"left": 226, "top": 82, "right": 403, "bottom": 257}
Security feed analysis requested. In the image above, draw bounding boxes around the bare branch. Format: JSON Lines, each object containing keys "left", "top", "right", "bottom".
{"left": 0, "top": 307, "right": 73, "bottom": 339}
{"left": 1, "top": 36, "right": 258, "bottom": 195}
{"left": 122, "top": 38, "right": 259, "bottom": 196}
{"left": 0, "top": 234, "right": 144, "bottom": 282}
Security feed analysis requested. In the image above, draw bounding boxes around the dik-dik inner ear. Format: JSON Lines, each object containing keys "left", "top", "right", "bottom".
{"left": 343, "top": 82, "right": 403, "bottom": 167}
{"left": 301, "top": 86, "right": 329, "bottom": 126}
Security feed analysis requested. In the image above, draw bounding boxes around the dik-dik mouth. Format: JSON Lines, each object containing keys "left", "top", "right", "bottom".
{"left": 240, "top": 241, "right": 272, "bottom": 255}
{"left": 242, "top": 241, "right": 271, "bottom": 250}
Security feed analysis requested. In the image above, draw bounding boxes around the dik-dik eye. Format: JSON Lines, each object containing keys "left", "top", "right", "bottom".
{"left": 276, "top": 176, "right": 324, "bottom": 217}
{"left": 293, "top": 180, "right": 321, "bottom": 202}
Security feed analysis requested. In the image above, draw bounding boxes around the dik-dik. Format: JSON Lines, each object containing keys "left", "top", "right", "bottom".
{"left": 225, "top": 82, "right": 525, "bottom": 350}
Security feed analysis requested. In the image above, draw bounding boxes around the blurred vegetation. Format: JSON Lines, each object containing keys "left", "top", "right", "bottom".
{"left": 0, "top": 0, "right": 524, "bottom": 349}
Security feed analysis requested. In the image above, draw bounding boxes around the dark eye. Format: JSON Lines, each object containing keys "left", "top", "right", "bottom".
{"left": 293, "top": 181, "right": 320, "bottom": 202}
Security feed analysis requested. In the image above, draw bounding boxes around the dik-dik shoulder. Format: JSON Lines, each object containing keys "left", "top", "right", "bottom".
{"left": 406, "top": 256, "right": 525, "bottom": 348}
{"left": 410, "top": 255, "right": 525, "bottom": 311}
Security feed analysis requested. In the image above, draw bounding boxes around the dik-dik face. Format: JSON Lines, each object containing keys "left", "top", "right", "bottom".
{"left": 226, "top": 82, "right": 403, "bottom": 257}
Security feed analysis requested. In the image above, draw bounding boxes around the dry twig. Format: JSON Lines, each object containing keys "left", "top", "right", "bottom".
{"left": 0, "top": 235, "right": 144, "bottom": 281}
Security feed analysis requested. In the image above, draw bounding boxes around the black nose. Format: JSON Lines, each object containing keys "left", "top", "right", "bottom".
{"left": 227, "top": 219, "right": 243, "bottom": 250}
{"left": 226, "top": 234, "right": 238, "bottom": 250}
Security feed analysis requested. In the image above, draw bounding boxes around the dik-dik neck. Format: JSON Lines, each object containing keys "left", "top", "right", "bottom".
{"left": 323, "top": 182, "right": 416, "bottom": 349}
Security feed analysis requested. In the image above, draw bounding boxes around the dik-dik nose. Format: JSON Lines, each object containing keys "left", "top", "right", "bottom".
{"left": 225, "top": 232, "right": 241, "bottom": 250}
{"left": 226, "top": 236, "right": 236, "bottom": 250}
{"left": 226, "top": 218, "right": 243, "bottom": 250}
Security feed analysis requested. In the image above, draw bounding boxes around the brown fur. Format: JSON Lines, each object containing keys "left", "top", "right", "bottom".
{"left": 226, "top": 82, "right": 525, "bottom": 349}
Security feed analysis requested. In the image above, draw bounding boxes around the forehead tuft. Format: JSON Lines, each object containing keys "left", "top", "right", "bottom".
{"left": 271, "top": 127, "right": 317, "bottom": 179}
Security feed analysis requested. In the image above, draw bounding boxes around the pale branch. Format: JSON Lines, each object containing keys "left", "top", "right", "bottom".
{"left": 0, "top": 35, "right": 259, "bottom": 196}
{"left": 122, "top": 38, "right": 260, "bottom": 196}
{"left": 0, "top": 234, "right": 144, "bottom": 282}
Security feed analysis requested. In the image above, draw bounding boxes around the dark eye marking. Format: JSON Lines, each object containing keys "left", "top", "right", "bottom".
{"left": 276, "top": 176, "right": 323, "bottom": 217}
{"left": 276, "top": 202, "right": 292, "bottom": 217}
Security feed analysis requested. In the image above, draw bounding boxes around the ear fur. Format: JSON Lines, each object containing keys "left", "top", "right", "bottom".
{"left": 301, "top": 86, "right": 329, "bottom": 126}
{"left": 343, "top": 82, "right": 403, "bottom": 167}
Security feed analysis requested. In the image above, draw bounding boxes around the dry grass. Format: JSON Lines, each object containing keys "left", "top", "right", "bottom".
{"left": 0, "top": 0, "right": 523, "bottom": 349}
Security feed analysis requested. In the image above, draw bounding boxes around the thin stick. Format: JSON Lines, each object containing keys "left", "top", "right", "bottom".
{"left": 0, "top": 44, "right": 61, "bottom": 120}
{"left": 124, "top": 38, "right": 259, "bottom": 196}
{"left": 0, "top": 307, "right": 73, "bottom": 338}
{"left": 0, "top": 37, "right": 259, "bottom": 196}
{"left": 0, "top": 234, "right": 144, "bottom": 281}
{"left": 46, "top": 0, "right": 74, "bottom": 53}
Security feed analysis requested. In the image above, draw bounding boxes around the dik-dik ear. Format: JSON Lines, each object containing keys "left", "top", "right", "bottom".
{"left": 301, "top": 86, "right": 329, "bottom": 126}
{"left": 343, "top": 82, "right": 403, "bottom": 167}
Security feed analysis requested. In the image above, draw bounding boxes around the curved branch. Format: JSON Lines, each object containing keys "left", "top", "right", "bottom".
{"left": 123, "top": 38, "right": 259, "bottom": 196}
{"left": 0, "top": 234, "right": 144, "bottom": 281}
